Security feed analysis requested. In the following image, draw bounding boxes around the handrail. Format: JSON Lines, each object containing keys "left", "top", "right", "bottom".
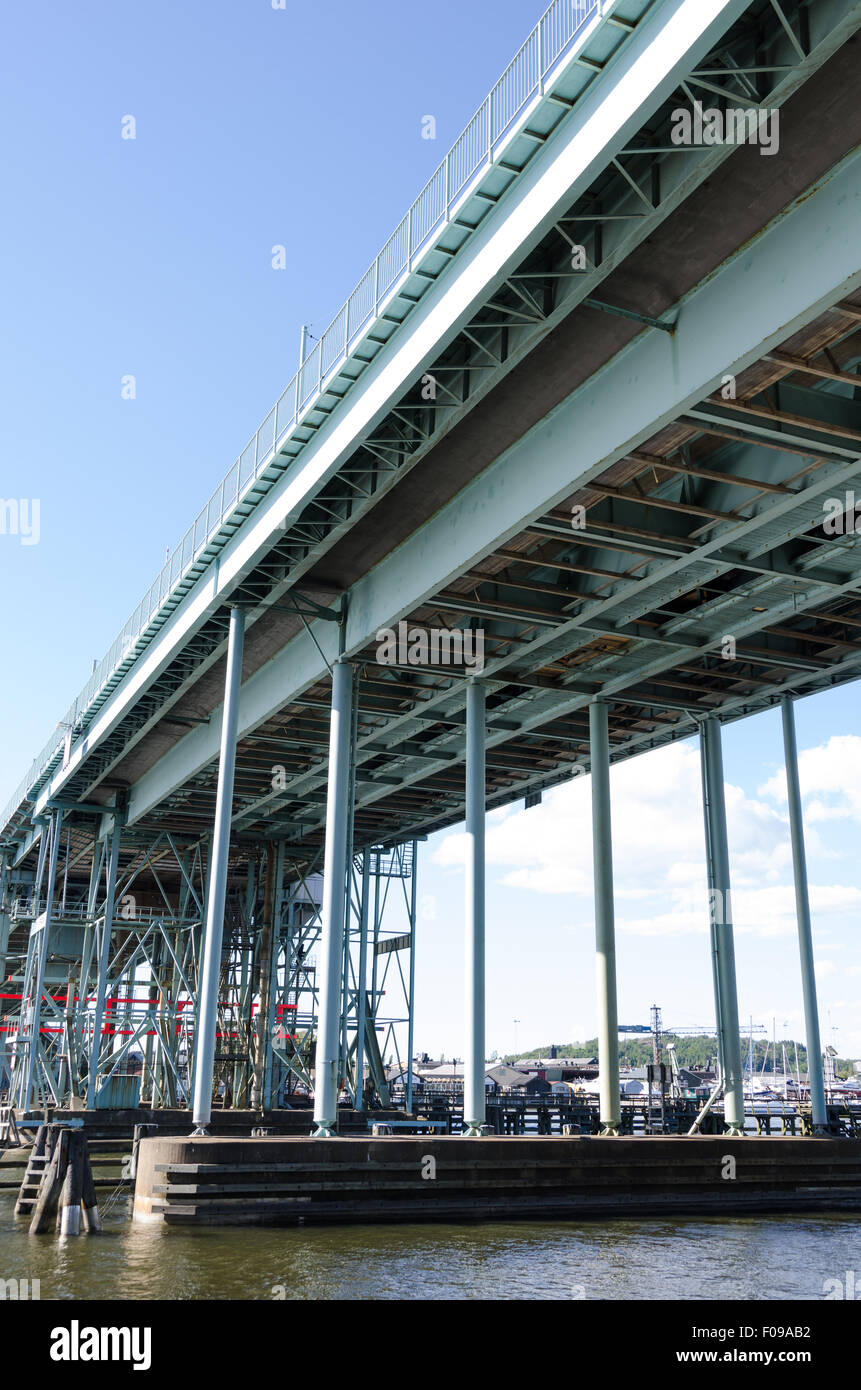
{"left": 0, "top": 0, "right": 601, "bottom": 837}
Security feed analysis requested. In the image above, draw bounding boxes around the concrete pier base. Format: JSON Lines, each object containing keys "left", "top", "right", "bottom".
{"left": 133, "top": 1134, "right": 861, "bottom": 1228}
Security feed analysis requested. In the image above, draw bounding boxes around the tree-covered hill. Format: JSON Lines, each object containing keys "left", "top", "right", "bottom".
{"left": 503, "top": 1037, "right": 855, "bottom": 1078}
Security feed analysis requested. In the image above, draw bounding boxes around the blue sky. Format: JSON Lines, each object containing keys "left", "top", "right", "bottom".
{"left": 0, "top": 0, "right": 537, "bottom": 788}
{"left": 1, "top": 2, "right": 857, "bottom": 1063}
{"left": 419, "top": 689, "right": 861, "bottom": 1063}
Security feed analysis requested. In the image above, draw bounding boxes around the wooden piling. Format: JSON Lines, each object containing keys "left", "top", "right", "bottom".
{"left": 81, "top": 1145, "right": 102, "bottom": 1233}
{"left": 23, "top": 1124, "right": 101, "bottom": 1236}
{"left": 28, "top": 1126, "right": 69, "bottom": 1234}
{"left": 58, "top": 1130, "right": 85, "bottom": 1235}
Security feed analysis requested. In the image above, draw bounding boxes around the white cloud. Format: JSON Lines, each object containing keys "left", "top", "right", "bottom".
{"left": 432, "top": 739, "right": 858, "bottom": 941}
{"left": 759, "top": 735, "right": 861, "bottom": 823}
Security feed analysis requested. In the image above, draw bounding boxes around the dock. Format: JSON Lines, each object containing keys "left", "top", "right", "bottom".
{"left": 133, "top": 1134, "right": 861, "bottom": 1229}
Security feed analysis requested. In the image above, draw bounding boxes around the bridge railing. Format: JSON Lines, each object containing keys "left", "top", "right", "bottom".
{"left": 0, "top": 0, "right": 601, "bottom": 837}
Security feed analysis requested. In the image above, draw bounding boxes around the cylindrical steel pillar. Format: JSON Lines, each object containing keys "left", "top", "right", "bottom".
{"left": 86, "top": 822, "right": 122, "bottom": 1110}
{"left": 191, "top": 604, "right": 246, "bottom": 1131}
{"left": 354, "top": 851, "right": 371, "bottom": 1111}
{"left": 406, "top": 840, "right": 418, "bottom": 1116}
{"left": 590, "top": 699, "right": 620, "bottom": 1133}
{"left": 781, "top": 696, "right": 827, "bottom": 1130}
{"left": 312, "top": 659, "right": 355, "bottom": 1136}
{"left": 700, "top": 718, "right": 745, "bottom": 1133}
{"left": 463, "top": 680, "right": 486, "bottom": 1136}
{"left": 699, "top": 735, "right": 725, "bottom": 1081}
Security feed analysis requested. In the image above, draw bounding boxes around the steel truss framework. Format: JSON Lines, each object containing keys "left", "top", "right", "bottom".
{"left": 0, "top": 821, "right": 417, "bottom": 1116}
{"left": 138, "top": 302, "right": 861, "bottom": 855}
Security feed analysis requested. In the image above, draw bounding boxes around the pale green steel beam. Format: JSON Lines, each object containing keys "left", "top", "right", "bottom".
{"left": 23, "top": 0, "right": 751, "bottom": 833}
{"left": 124, "top": 152, "right": 861, "bottom": 829}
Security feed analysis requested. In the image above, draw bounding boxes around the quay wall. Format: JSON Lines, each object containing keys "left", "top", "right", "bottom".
{"left": 133, "top": 1134, "right": 861, "bottom": 1228}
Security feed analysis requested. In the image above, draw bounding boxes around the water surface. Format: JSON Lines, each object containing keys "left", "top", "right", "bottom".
{"left": 2, "top": 1192, "right": 858, "bottom": 1300}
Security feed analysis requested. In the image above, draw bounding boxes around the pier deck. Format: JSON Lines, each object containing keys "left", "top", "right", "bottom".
{"left": 133, "top": 1134, "right": 861, "bottom": 1229}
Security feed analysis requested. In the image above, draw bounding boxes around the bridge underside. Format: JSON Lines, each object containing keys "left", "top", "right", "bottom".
{"left": 1, "top": 0, "right": 859, "bottom": 1123}
{"left": 21, "top": 20, "right": 857, "bottom": 869}
{"left": 227, "top": 295, "right": 861, "bottom": 852}
{"left": 0, "top": 3, "right": 856, "bottom": 870}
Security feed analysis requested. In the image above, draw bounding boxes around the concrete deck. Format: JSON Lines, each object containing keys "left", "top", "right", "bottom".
{"left": 133, "top": 1134, "right": 861, "bottom": 1228}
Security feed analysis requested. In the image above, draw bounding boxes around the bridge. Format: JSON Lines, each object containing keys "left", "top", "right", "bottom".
{"left": 1, "top": 0, "right": 860, "bottom": 1145}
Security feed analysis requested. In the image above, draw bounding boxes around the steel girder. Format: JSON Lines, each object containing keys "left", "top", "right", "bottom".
{"left": 120, "top": 153, "right": 861, "bottom": 839}
{"left": 5, "top": 0, "right": 855, "bottom": 859}
{"left": 7, "top": 0, "right": 793, "bottom": 846}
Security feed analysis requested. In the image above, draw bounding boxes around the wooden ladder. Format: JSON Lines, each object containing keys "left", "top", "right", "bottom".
{"left": 13, "top": 1122, "right": 53, "bottom": 1217}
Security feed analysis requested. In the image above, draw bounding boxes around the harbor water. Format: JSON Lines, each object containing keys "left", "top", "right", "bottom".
{"left": 2, "top": 1191, "right": 858, "bottom": 1300}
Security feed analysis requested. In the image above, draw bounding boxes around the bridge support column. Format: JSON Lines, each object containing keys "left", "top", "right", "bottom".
{"left": 354, "top": 851, "right": 371, "bottom": 1111}
{"left": 463, "top": 679, "right": 486, "bottom": 1136}
{"left": 86, "top": 820, "right": 122, "bottom": 1110}
{"left": 191, "top": 604, "right": 246, "bottom": 1133}
{"left": 699, "top": 735, "right": 725, "bottom": 1087}
{"left": 781, "top": 696, "right": 827, "bottom": 1132}
{"left": 406, "top": 839, "right": 418, "bottom": 1116}
{"left": 313, "top": 659, "right": 355, "bottom": 1136}
{"left": 590, "top": 699, "right": 620, "bottom": 1135}
{"left": 700, "top": 718, "right": 745, "bottom": 1135}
